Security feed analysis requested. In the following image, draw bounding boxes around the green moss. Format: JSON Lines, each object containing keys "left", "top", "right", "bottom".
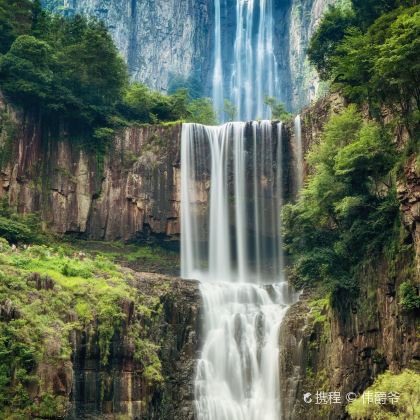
{"left": 0, "top": 236, "right": 164, "bottom": 417}
{"left": 347, "top": 370, "right": 420, "bottom": 419}
{"left": 303, "top": 368, "right": 333, "bottom": 417}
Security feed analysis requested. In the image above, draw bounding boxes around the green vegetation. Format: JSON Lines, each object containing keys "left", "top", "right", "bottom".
{"left": 0, "top": 214, "right": 169, "bottom": 417}
{"left": 308, "top": 1, "right": 419, "bottom": 130}
{"left": 286, "top": 0, "right": 419, "bottom": 314}
{"left": 120, "top": 84, "right": 217, "bottom": 126}
{"left": 0, "top": 199, "right": 46, "bottom": 244}
{"left": 399, "top": 282, "right": 420, "bottom": 312}
{"left": 224, "top": 99, "right": 238, "bottom": 122}
{"left": 283, "top": 106, "right": 398, "bottom": 309}
{"left": 264, "top": 96, "right": 292, "bottom": 121}
{"left": 71, "top": 240, "right": 180, "bottom": 276}
{"left": 347, "top": 370, "right": 420, "bottom": 419}
{"left": 0, "top": 1, "right": 218, "bottom": 153}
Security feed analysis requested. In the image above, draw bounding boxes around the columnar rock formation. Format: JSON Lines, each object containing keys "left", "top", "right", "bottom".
{"left": 0, "top": 97, "right": 299, "bottom": 242}
{"left": 0, "top": 96, "right": 183, "bottom": 241}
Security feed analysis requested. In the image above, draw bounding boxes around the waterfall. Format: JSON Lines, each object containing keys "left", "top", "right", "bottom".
{"left": 294, "top": 115, "right": 304, "bottom": 193}
{"left": 212, "top": 0, "right": 224, "bottom": 122}
{"left": 181, "top": 122, "right": 297, "bottom": 420}
{"left": 212, "top": 0, "right": 280, "bottom": 122}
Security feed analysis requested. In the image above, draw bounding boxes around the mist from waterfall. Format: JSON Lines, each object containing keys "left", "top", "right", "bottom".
{"left": 212, "top": 0, "right": 279, "bottom": 122}
{"left": 181, "top": 122, "right": 297, "bottom": 420}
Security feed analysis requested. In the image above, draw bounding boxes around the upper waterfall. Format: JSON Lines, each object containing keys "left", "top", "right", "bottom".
{"left": 212, "top": 0, "right": 279, "bottom": 122}
{"left": 44, "top": 0, "right": 335, "bottom": 113}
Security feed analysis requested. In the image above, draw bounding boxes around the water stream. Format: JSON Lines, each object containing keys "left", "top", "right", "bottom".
{"left": 181, "top": 122, "right": 298, "bottom": 420}
{"left": 212, "top": 0, "right": 279, "bottom": 122}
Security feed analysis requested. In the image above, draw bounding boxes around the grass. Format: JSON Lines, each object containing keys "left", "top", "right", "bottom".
{"left": 0, "top": 238, "right": 167, "bottom": 418}
{"left": 66, "top": 239, "right": 180, "bottom": 276}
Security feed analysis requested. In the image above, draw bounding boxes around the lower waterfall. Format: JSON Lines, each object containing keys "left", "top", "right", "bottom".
{"left": 181, "top": 122, "right": 297, "bottom": 420}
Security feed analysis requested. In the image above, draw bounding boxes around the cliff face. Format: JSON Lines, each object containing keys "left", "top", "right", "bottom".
{"left": 43, "top": 0, "right": 335, "bottom": 111}
{"left": 0, "top": 97, "right": 299, "bottom": 242}
{"left": 44, "top": 0, "right": 214, "bottom": 94}
{"left": 19, "top": 270, "right": 201, "bottom": 420}
{"left": 279, "top": 95, "right": 420, "bottom": 419}
{"left": 0, "top": 97, "right": 182, "bottom": 242}
{"left": 69, "top": 273, "right": 201, "bottom": 420}
{"left": 287, "top": 0, "right": 336, "bottom": 110}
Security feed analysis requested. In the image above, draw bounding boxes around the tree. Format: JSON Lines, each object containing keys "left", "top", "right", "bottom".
{"left": 186, "top": 98, "right": 217, "bottom": 125}
{"left": 223, "top": 99, "right": 237, "bottom": 122}
{"left": 282, "top": 106, "right": 398, "bottom": 309}
{"left": 351, "top": 0, "right": 412, "bottom": 30}
{"left": 167, "top": 72, "right": 203, "bottom": 99}
{"left": 264, "top": 97, "right": 291, "bottom": 121}
{"left": 0, "top": 0, "right": 34, "bottom": 53}
{"left": 55, "top": 19, "right": 128, "bottom": 123}
{"left": 374, "top": 7, "right": 420, "bottom": 114}
{"left": 121, "top": 83, "right": 156, "bottom": 121}
{"left": 0, "top": 35, "right": 53, "bottom": 106}
{"left": 307, "top": 5, "right": 355, "bottom": 80}
{"left": 331, "top": 6, "right": 420, "bottom": 125}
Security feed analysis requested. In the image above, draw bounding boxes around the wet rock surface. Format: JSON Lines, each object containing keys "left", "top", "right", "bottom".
{"left": 68, "top": 272, "right": 201, "bottom": 420}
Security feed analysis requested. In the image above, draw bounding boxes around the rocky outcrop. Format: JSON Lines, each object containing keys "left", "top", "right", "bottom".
{"left": 398, "top": 156, "right": 420, "bottom": 276}
{"left": 33, "top": 271, "right": 201, "bottom": 420}
{"left": 69, "top": 273, "right": 201, "bottom": 420}
{"left": 0, "top": 96, "right": 182, "bottom": 241}
{"left": 287, "top": 0, "right": 336, "bottom": 110}
{"left": 280, "top": 251, "right": 418, "bottom": 419}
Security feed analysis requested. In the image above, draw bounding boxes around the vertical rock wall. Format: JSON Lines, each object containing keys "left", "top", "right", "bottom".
{"left": 287, "top": 0, "right": 337, "bottom": 110}
{"left": 44, "top": 0, "right": 214, "bottom": 93}
{"left": 0, "top": 96, "right": 183, "bottom": 241}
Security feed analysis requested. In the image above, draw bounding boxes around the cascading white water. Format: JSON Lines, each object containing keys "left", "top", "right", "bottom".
{"left": 212, "top": 0, "right": 224, "bottom": 123}
{"left": 294, "top": 115, "right": 304, "bottom": 193}
{"left": 181, "top": 122, "right": 297, "bottom": 420}
{"left": 212, "top": 0, "right": 279, "bottom": 122}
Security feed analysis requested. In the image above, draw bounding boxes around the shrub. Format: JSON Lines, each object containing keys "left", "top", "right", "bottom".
{"left": 399, "top": 282, "right": 420, "bottom": 311}
{"left": 0, "top": 216, "right": 35, "bottom": 243}
{"left": 282, "top": 106, "right": 399, "bottom": 309}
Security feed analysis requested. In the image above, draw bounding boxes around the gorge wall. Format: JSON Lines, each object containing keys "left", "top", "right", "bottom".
{"left": 14, "top": 270, "right": 201, "bottom": 420}
{"left": 69, "top": 273, "right": 201, "bottom": 420}
{"left": 280, "top": 95, "right": 420, "bottom": 419}
{"left": 0, "top": 95, "right": 183, "bottom": 242}
{"left": 43, "top": 0, "right": 336, "bottom": 112}
{"left": 2, "top": 91, "right": 418, "bottom": 418}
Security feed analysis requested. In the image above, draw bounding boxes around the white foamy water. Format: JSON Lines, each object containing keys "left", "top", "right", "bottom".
{"left": 181, "top": 122, "right": 297, "bottom": 420}
{"left": 212, "top": 0, "right": 279, "bottom": 122}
